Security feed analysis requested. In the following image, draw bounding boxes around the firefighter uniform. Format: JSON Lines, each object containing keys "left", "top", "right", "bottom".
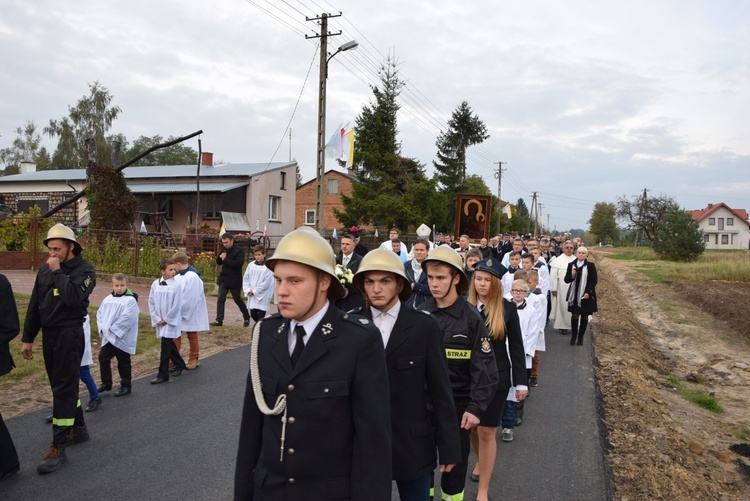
{"left": 22, "top": 225, "right": 96, "bottom": 468}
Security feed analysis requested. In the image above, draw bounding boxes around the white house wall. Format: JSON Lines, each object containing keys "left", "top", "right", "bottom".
{"left": 699, "top": 206, "right": 750, "bottom": 250}
{"left": 246, "top": 166, "right": 296, "bottom": 236}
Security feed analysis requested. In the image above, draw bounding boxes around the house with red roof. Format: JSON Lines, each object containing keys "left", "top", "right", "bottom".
{"left": 687, "top": 203, "right": 750, "bottom": 250}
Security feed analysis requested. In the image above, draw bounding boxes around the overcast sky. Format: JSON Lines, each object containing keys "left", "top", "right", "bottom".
{"left": 2, "top": 0, "right": 748, "bottom": 232}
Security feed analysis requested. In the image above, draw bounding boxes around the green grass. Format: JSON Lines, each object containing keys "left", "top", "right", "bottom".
{"left": 664, "top": 374, "right": 724, "bottom": 414}
{"left": 736, "top": 422, "right": 750, "bottom": 441}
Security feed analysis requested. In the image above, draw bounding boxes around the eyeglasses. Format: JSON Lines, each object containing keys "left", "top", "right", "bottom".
{"left": 510, "top": 289, "right": 527, "bottom": 293}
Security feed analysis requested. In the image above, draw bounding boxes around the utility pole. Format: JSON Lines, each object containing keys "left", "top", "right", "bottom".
{"left": 494, "top": 161, "right": 506, "bottom": 234}
{"left": 529, "top": 191, "right": 539, "bottom": 236}
{"left": 634, "top": 187, "right": 647, "bottom": 246}
{"left": 538, "top": 203, "right": 544, "bottom": 233}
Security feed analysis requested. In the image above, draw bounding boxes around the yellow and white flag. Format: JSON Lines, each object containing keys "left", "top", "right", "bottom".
{"left": 502, "top": 204, "right": 512, "bottom": 219}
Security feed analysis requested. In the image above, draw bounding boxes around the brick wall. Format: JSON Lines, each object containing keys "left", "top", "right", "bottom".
{"left": 295, "top": 171, "right": 355, "bottom": 231}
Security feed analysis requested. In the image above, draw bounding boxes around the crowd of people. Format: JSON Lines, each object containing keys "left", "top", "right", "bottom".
{"left": 0, "top": 222, "right": 599, "bottom": 501}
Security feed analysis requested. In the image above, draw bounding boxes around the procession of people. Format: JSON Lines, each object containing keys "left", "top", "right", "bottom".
{"left": 0, "top": 221, "right": 598, "bottom": 501}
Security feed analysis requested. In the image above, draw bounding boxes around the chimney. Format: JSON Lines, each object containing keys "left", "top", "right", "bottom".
{"left": 201, "top": 152, "right": 213, "bottom": 167}
{"left": 20, "top": 160, "right": 36, "bottom": 174}
{"left": 707, "top": 203, "right": 713, "bottom": 209}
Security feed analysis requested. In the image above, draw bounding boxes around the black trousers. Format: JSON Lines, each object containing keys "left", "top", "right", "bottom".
{"left": 158, "top": 338, "right": 185, "bottom": 380}
{"left": 249, "top": 308, "right": 267, "bottom": 322}
{"left": 216, "top": 283, "right": 250, "bottom": 322}
{"left": 42, "top": 326, "right": 85, "bottom": 432}
{"left": 0, "top": 412, "right": 19, "bottom": 472}
{"left": 432, "top": 403, "right": 471, "bottom": 497}
{"left": 99, "top": 343, "right": 132, "bottom": 388}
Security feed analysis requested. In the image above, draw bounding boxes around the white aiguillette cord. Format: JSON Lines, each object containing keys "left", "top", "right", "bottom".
{"left": 249, "top": 320, "right": 289, "bottom": 461}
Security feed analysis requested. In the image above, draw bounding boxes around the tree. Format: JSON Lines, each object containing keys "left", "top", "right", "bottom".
{"left": 616, "top": 191, "right": 679, "bottom": 243}
{"left": 588, "top": 202, "right": 618, "bottom": 244}
{"left": 44, "top": 81, "right": 122, "bottom": 169}
{"left": 505, "top": 198, "right": 531, "bottom": 235}
{"left": 125, "top": 135, "right": 198, "bottom": 166}
{"left": 433, "top": 101, "right": 489, "bottom": 194}
{"left": 0, "top": 121, "right": 48, "bottom": 175}
{"left": 653, "top": 208, "right": 705, "bottom": 261}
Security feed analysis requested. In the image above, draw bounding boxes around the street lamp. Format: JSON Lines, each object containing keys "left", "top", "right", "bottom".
{"left": 315, "top": 23, "right": 358, "bottom": 232}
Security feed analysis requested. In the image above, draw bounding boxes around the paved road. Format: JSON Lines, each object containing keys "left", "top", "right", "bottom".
{"left": 2, "top": 268, "right": 613, "bottom": 500}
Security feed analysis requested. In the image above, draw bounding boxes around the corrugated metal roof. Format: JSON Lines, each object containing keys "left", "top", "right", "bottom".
{"left": 129, "top": 182, "right": 248, "bottom": 194}
{"left": 0, "top": 162, "right": 294, "bottom": 183}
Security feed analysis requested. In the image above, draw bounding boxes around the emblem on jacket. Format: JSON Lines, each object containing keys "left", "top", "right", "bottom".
{"left": 321, "top": 323, "right": 333, "bottom": 336}
{"left": 480, "top": 337, "right": 492, "bottom": 353}
{"left": 358, "top": 318, "right": 369, "bottom": 325}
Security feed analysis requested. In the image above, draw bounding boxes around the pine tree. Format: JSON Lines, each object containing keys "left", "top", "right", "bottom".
{"left": 653, "top": 208, "right": 706, "bottom": 261}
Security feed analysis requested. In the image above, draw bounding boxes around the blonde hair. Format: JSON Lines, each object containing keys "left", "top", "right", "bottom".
{"left": 577, "top": 246, "right": 589, "bottom": 257}
{"left": 468, "top": 270, "right": 507, "bottom": 341}
{"left": 171, "top": 251, "right": 189, "bottom": 265}
{"left": 513, "top": 270, "right": 529, "bottom": 282}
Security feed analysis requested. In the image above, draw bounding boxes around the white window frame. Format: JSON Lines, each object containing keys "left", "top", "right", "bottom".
{"left": 327, "top": 178, "right": 339, "bottom": 194}
{"left": 305, "top": 209, "right": 316, "bottom": 226}
{"left": 269, "top": 195, "right": 281, "bottom": 221}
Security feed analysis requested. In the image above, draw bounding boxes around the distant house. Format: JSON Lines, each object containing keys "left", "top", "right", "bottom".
{"left": 687, "top": 203, "right": 750, "bottom": 250}
{"left": 295, "top": 169, "right": 362, "bottom": 232}
{"left": 0, "top": 152, "right": 297, "bottom": 237}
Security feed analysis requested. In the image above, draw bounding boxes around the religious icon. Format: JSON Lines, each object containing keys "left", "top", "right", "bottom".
{"left": 454, "top": 194, "right": 491, "bottom": 241}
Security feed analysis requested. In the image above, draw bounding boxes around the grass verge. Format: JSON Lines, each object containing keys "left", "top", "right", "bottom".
{"left": 665, "top": 374, "right": 724, "bottom": 414}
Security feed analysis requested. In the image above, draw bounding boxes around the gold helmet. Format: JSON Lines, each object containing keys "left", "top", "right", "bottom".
{"left": 266, "top": 227, "right": 345, "bottom": 299}
{"left": 421, "top": 245, "right": 468, "bottom": 292}
{"left": 44, "top": 223, "right": 82, "bottom": 255}
{"left": 353, "top": 248, "right": 411, "bottom": 303}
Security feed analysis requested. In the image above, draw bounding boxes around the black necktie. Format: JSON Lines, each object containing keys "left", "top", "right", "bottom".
{"left": 290, "top": 325, "right": 306, "bottom": 368}
{"left": 159, "top": 281, "right": 168, "bottom": 286}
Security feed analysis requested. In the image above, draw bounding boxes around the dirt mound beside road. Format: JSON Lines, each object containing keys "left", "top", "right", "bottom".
{"left": 593, "top": 254, "right": 749, "bottom": 499}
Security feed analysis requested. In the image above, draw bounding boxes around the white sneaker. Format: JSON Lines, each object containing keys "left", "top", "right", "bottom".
{"left": 501, "top": 428, "right": 513, "bottom": 442}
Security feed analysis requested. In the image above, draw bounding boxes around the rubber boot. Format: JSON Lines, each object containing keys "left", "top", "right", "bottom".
{"left": 577, "top": 316, "right": 588, "bottom": 345}
{"left": 570, "top": 316, "right": 579, "bottom": 346}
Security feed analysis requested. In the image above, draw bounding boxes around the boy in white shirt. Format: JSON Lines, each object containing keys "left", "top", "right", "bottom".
{"left": 242, "top": 245, "right": 275, "bottom": 324}
{"left": 148, "top": 260, "right": 185, "bottom": 384}
{"left": 96, "top": 273, "right": 140, "bottom": 397}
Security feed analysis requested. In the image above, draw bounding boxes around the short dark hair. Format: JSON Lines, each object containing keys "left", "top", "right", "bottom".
{"left": 413, "top": 238, "right": 429, "bottom": 249}
{"left": 252, "top": 245, "right": 266, "bottom": 254}
{"left": 220, "top": 233, "right": 234, "bottom": 241}
{"left": 342, "top": 234, "right": 355, "bottom": 242}
{"left": 112, "top": 272, "right": 128, "bottom": 282}
{"left": 160, "top": 259, "right": 175, "bottom": 271}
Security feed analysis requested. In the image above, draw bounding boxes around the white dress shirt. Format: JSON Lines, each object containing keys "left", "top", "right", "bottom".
{"left": 288, "top": 301, "right": 330, "bottom": 355}
{"left": 370, "top": 301, "right": 401, "bottom": 348}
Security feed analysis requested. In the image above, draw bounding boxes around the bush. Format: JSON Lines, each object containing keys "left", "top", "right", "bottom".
{"left": 653, "top": 209, "right": 705, "bottom": 262}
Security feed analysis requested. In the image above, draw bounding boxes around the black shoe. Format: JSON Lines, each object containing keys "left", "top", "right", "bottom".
{"left": 84, "top": 397, "right": 102, "bottom": 413}
{"left": 66, "top": 425, "right": 90, "bottom": 445}
{"left": 96, "top": 383, "right": 112, "bottom": 393}
{"left": 44, "top": 413, "right": 53, "bottom": 424}
{"left": 170, "top": 368, "right": 183, "bottom": 377}
{"left": 470, "top": 473, "right": 479, "bottom": 482}
{"left": 114, "top": 386, "right": 131, "bottom": 397}
{"left": 529, "top": 377, "right": 538, "bottom": 387}
{"left": 515, "top": 417, "right": 523, "bottom": 426}
{"left": 243, "top": 319, "right": 250, "bottom": 327}
{"left": 577, "top": 339, "right": 584, "bottom": 346}
{"left": 150, "top": 377, "right": 168, "bottom": 385}
{"left": 0, "top": 463, "right": 20, "bottom": 481}
{"left": 211, "top": 321, "right": 223, "bottom": 327}
{"left": 37, "top": 447, "right": 66, "bottom": 474}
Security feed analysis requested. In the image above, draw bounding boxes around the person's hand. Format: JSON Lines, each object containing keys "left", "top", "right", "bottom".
{"left": 516, "top": 389, "right": 528, "bottom": 401}
{"left": 439, "top": 464, "right": 456, "bottom": 473}
{"left": 551, "top": 291, "right": 557, "bottom": 297}
{"left": 248, "top": 289, "right": 254, "bottom": 296}
{"left": 47, "top": 256, "right": 61, "bottom": 271}
{"left": 411, "top": 283, "right": 415, "bottom": 290}
{"left": 219, "top": 252, "right": 227, "bottom": 260}
{"left": 343, "top": 288, "right": 349, "bottom": 298}
{"left": 571, "top": 268, "right": 577, "bottom": 277}
{"left": 583, "top": 293, "right": 590, "bottom": 299}
{"left": 21, "top": 342, "right": 34, "bottom": 360}
{"left": 460, "top": 411, "right": 480, "bottom": 430}
{"left": 158, "top": 319, "right": 167, "bottom": 326}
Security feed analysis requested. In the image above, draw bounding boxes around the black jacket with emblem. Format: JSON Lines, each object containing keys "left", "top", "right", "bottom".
{"left": 216, "top": 243, "right": 246, "bottom": 289}
{"left": 22, "top": 254, "right": 96, "bottom": 341}
{"left": 417, "top": 297, "right": 498, "bottom": 418}
{"left": 351, "top": 304, "right": 461, "bottom": 481}
{"left": 234, "top": 304, "right": 392, "bottom": 501}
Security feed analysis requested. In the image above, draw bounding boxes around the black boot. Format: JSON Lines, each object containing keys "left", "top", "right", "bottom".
{"left": 38, "top": 426, "right": 69, "bottom": 474}
{"left": 570, "top": 316, "right": 579, "bottom": 346}
{"left": 577, "top": 316, "right": 588, "bottom": 345}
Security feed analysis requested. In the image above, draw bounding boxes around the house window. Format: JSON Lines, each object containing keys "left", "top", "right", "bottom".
{"left": 203, "top": 211, "right": 221, "bottom": 220}
{"left": 162, "top": 200, "right": 174, "bottom": 220}
{"left": 269, "top": 196, "right": 281, "bottom": 221}
{"left": 721, "top": 234, "right": 729, "bottom": 245}
{"left": 727, "top": 217, "right": 734, "bottom": 226}
{"left": 327, "top": 178, "right": 338, "bottom": 194}
{"left": 703, "top": 234, "right": 709, "bottom": 243}
{"left": 280, "top": 171, "right": 287, "bottom": 190}
{"left": 718, "top": 218, "right": 724, "bottom": 230}
{"left": 708, "top": 218, "right": 715, "bottom": 225}
{"left": 305, "top": 209, "right": 316, "bottom": 226}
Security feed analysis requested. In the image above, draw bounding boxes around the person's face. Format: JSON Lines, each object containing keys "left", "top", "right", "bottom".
{"left": 526, "top": 240, "right": 538, "bottom": 248}
{"left": 466, "top": 256, "right": 480, "bottom": 270}
{"left": 576, "top": 249, "right": 588, "bottom": 260}
{"left": 530, "top": 248, "right": 540, "bottom": 261}
{"left": 509, "top": 255, "right": 521, "bottom": 268}
{"left": 362, "top": 271, "right": 403, "bottom": 311}
{"left": 512, "top": 240, "right": 523, "bottom": 252}
{"left": 459, "top": 236, "right": 470, "bottom": 249}
{"left": 162, "top": 264, "right": 177, "bottom": 280}
{"left": 341, "top": 238, "right": 354, "bottom": 255}
{"left": 392, "top": 241, "right": 401, "bottom": 254}
{"left": 540, "top": 241, "right": 549, "bottom": 251}
{"left": 521, "top": 258, "right": 534, "bottom": 271}
{"left": 480, "top": 238, "right": 488, "bottom": 247}
{"left": 426, "top": 263, "right": 460, "bottom": 300}
{"left": 111, "top": 279, "right": 128, "bottom": 295}
{"left": 46, "top": 239, "right": 74, "bottom": 263}
{"left": 253, "top": 251, "right": 266, "bottom": 263}
{"left": 273, "top": 261, "right": 330, "bottom": 321}
{"left": 389, "top": 230, "right": 399, "bottom": 240}
{"left": 563, "top": 243, "right": 574, "bottom": 256}
{"left": 490, "top": 237, "right": 499, "bottom": 247}
{"left": 510, "top": 283, "right": 528, "bottom": 303}
{"left": 221, "top": 238, "right": 233, "bottom": 249}
{"left": 413, "top": 243, "right": 428, "bottom": 262}
{"left": 528, "top": 278, "right": 539, "bottom": 290}
{"left": 473, "top": 270, "right": 493, "bottom": 301}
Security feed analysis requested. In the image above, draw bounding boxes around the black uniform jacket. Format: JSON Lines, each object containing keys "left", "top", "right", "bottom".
{"left": 216, "top": 244, "right": 246, "bottom": 289}
{"left": 564, "top": 259, "right": 598, "bottom": 315}
{"left": 234, "top": 305, "right": 392, "bottom": 501}
{"left": 491, "top": 300, "right": 527, "bottom": 391}
{"left": 0, "top": 274, "right": 20, "bottom": 377}
{"left": 418, "top": 297, "right": 498, "bottom": 419}
{"left": 22, "top": 254, "right": 96, "bottom": 341}
{"left": 352, "top": 305, "right": 461, "bottom": 481}
{"left": 334, "top": 252, "right": 365, "bottom": 312}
